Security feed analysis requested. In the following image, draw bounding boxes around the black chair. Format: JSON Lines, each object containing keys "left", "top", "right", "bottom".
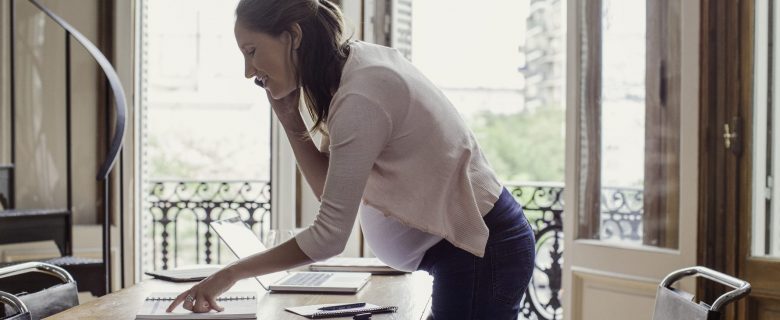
{"left": 0, "top": 262, "right": 79, "bottom": 320}
{"left": 0, "top": 165, "right": 104, "bottom": 297}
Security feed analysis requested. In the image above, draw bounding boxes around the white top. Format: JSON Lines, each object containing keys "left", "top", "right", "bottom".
{"left": 359, "top": 203, "right": 442, "bottom": 271}
{"left": 294, "top": 41, "right": 502, "bottom": 262}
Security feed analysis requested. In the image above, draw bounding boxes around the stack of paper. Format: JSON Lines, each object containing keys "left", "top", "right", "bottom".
{"left": 309, "top": 257, "right": 405, "bottom": 274}
{"left": 135, "top": 292, "right": 257, "bottom": 320}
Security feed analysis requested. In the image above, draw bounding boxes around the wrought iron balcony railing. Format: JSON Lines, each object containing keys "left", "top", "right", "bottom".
{"left": 142, "top": 180, "right": 642, "bottom": 320}
{"left": 600, "top": 186, "right": 644, "bottom": 243}
{"left": 507, "top": 182, "right": 564, "bottom": 320}
{"left": 142, "top": 180, "right": 272, "bottom": 272}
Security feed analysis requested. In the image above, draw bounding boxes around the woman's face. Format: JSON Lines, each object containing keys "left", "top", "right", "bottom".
{"left": 234, "top": 22, "right": 300, "bottom": 99}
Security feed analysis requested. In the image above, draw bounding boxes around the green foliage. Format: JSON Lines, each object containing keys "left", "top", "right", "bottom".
{"left": 146, "top": 107, "right": 565, "bottom": 184}
{"left": 146, "top": 128, "right": 269, "bottom": 181}
{"left": 469, "top": 106, "right": 565, "bottom": 183}
{"left": 147, "top": 135, "right": 203, "bottom": 179}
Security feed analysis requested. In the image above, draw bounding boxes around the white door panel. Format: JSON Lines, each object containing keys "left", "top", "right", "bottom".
{"left": 573, "top": 269, "right": 657, "bottom": 320}
{"left": 563, "top": 0, "right": 699, "bottom": 319}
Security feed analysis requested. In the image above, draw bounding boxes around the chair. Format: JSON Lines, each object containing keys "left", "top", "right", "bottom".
{"left": 0, "top": 262, "right": 79, "bottom": 320}
{"left": 652, "top": 266, "right": 751, "bottom": 320}
{"left": 0, "top": 291, "right": 29, "bottom": 320}
{"left": 0, "top": 163, "right": 104, "bottom": 296}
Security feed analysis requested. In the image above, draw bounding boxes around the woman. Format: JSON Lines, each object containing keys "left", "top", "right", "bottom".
{"left": 167, "top": 0, "right": 536, "bottom": 318}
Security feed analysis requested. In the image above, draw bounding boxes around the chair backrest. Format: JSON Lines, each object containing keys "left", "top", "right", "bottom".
{"left": 0, "top": 263, "right": 78, "bottom": 320}
{"left": 652, "top": 286, "right": 717, "bottom": 320}
{"left": 652, "top": 267, "right": 751, "bottom": 320}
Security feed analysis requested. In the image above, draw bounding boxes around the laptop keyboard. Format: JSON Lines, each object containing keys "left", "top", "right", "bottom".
{"left": 280, "top": 272, "right": 331, "bottom": 286}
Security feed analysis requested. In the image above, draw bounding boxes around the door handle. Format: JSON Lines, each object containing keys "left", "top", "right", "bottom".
{"left": 723, "top": 116, "right": 741, "bottom": 155}
{"left": 723, "top": 123, "right": 736, "bottom": 149}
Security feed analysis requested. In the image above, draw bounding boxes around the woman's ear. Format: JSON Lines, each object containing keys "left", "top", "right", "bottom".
{"left": 289, "top": 23, "right": 303, "bottom": 50}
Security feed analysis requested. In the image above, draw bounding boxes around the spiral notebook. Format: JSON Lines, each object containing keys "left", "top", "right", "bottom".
{"left": 136, "top": 292, "right": 257, "bottom": 319}
{"left": 285, "top": 303, "right": 397, "bottom": 319}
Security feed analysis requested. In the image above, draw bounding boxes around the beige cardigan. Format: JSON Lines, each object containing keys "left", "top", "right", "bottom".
{"left": 294, "top": 41, "right": 502, "bottom": 260}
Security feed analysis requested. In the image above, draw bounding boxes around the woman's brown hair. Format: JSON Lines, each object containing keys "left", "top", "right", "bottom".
{"left": 236, "top": 0, "right": 350, "bottom": 134}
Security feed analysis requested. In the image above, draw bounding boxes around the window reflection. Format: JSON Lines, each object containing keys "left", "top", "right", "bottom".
{"left": 752, "top": 0, "right": 780, "bottom": 258}
{"left": 577, "top": 0, "right": 681, "bottom": 248}
{"left": 599, "top": 0, "right": 646, "bottom": 245}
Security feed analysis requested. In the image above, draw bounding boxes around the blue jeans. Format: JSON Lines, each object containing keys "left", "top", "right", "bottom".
{"left": 417, "top": 188, "right": 536, "bottom": 320}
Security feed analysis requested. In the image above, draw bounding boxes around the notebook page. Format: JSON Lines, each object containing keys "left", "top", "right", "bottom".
{"left": 136, "top": 292, "right": 257, "bottom": 320}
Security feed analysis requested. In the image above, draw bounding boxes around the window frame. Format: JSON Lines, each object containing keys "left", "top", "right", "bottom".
{"left": 575, "top": 0, "right": 680, "bottom": 248}
{"left": 133, "top": 0, "right": 299, "bottom": 279}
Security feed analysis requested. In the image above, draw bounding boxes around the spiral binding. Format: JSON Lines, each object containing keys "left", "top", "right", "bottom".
{"left": 309, "top": 306, "right": 397, "bottom": 319}
{"left": 145, "top": 295, "right": 256, "bottom": 301}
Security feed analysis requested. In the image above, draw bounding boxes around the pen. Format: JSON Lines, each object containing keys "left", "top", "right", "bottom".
{"left": 318, "top": 302, "right": 366, "bottom": 311}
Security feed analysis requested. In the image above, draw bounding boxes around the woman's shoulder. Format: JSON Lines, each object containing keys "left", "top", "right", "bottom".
{"left": 331, "top": 41, "right": 413, "bottom": 118}
{"left": 339, "top": 72, "right": 407, "bottom": 105}
{"left": 345, "top": 41, "right": 408, "bottom": 75}
{"left": 341, "top": 45, "right": 408, "bottom": 91}
{"left": 348, "top": 40, "right": 401, "bottom": 57}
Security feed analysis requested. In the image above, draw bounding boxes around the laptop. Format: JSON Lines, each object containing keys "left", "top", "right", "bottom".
{"left": 209, "top": 217, "right": 371, "bottom": 293}
{"left": 145, "top": 266, "right": 221, "bottom": 282}
{"left": 309, "top": 257, "right": 406, "bottom": 274}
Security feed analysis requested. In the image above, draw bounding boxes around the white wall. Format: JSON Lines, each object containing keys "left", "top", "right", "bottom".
{"left": 0, "top": 1, "right": 129, "bottom": 292}
{"left": 1, "top": 1, "right": 9, "bottom": 165}
{"left": 10, "top": 0, "right": 101, "bottom": 225}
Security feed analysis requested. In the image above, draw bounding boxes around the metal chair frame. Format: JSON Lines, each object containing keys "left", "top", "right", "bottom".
{"left": 654, "top": 266, "right": 751, "bottom": 320}
{"left": 0, "top": 262, "right": 76, "bottom": 320}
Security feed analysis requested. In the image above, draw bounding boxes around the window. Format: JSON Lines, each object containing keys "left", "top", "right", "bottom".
{"left": 576, "top": 0, "right": 681, "bottom": 248}
{"left": 752, "top": 0, "right": 780, "bottom": 258}
{"left": 408, "top": 1, "right": 565, "bottom": 318}
{"left": 138, "top": 0, "right": 273, "bottom": 272}
{"left": 411, "top": 0, "right": 565, "bottom": 184}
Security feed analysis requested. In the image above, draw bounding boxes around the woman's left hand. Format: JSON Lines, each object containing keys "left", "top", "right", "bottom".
{"left": 166, "top": 268, "right": 239, "bottom": 313}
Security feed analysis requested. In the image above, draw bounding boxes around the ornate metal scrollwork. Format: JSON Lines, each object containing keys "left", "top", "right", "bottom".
{"left": 146, "top": 180, "right": 271, "bottom": 270}
{"left": 144, "top": 180, "right": 643, "bottom": 320}
{"left": 509, "top": 183, "right": 564, "bottom": 320}
{"left": 600, "top": 186, "right": 643, "bottom": 243}
{"left": 510, "top": 183, "right": 643, "bottom": 320}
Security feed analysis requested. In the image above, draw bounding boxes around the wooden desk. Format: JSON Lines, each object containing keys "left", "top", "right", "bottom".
{"left": 46, "top": 272, "right": 433, "bottom": 320}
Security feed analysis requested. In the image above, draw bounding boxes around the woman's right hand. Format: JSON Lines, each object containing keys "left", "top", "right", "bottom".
{"left": 267, "top": 87, "right": 301, "bottom": 122}
{"left": 166, "top": 266, "right": 239, "bottom": 313}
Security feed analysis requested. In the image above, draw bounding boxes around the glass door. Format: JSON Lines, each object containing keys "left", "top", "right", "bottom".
{"left": 137, "top": 0, "right": 274, "bottom": 273}
{"left": 564, "top": 1, "right": 699, "bottom": 319}
{"left": 744, "top": 0, "right": 780, "bottom": 317}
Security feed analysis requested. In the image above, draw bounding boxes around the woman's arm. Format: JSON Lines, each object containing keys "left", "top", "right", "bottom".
{"left": 225, "top": 236, "right": 312, "bottom": 280}
{"left": 272, "top": 89, "right": 329, "bottom": 200}
{"left": 293, "top": 94, "right": 392, "bottom": 261}
{"left": 276, "top": 113, "right": 329, "bottom": 200}
{"left": 167, "top": 93, "right": 392, "bottom": 313}
{"left": 166, "top": 237, "right": 312, "bottom": 313}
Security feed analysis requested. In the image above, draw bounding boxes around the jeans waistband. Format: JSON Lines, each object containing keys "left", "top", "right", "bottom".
{"left": 483, "top": 187, "right": 527, "bottom": 232}
{"left": 417, "top": 187, "right": 529, "bottom": 271}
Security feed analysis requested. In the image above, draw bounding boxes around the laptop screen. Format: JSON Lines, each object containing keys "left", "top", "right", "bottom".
{"left": 209, "top": 217, "right": 289, "bottom": 289}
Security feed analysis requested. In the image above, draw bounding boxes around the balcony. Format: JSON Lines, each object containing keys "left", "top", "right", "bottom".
{"left": 142, "top": 180, "right": 642, "bottom": 320}
{"left": 141, "top": 180, "right": 272, "bottom": 272}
